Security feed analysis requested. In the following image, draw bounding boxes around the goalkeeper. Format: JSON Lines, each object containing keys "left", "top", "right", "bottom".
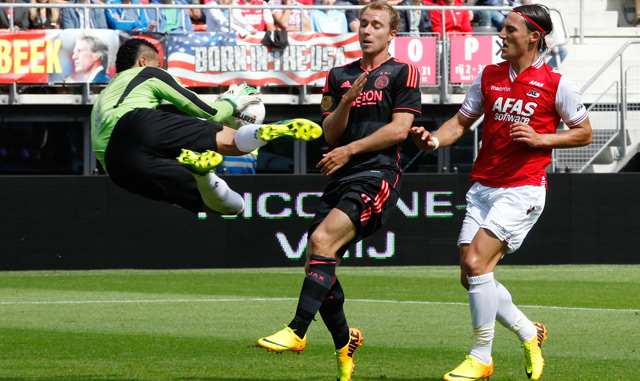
{"left": 91, "top": 38, "right": 322, "bottom": 215}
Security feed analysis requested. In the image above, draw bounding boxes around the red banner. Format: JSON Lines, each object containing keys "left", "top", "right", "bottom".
{"left": 449, "top": 35, "right": 503, "bottom": 84}
{"left": 392, "top": 37, "right": 438, "bottom": 86}
{"left": 0, "top": 30, "right": 50, "bottom": 84}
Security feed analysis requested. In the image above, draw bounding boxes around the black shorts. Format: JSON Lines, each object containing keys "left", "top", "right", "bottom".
{"left": 104, "top": 108, "right": 223, "bottom": 213}
{"left": 309, "top": 175, "right": 400, "bottom": 257}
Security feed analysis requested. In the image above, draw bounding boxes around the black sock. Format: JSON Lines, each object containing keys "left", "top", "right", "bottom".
{"left": 319, "top": 276, "right": 350, "bottom": 349}
{"left": 288, "top": 254, "right": 337, "bottom": 338}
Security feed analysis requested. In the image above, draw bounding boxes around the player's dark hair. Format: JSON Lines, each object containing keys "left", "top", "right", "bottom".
{"left": 115, "top": 38, "right": 159, "bottom": 74}
{"left": 513, "top": 4, "right": 553, "bottom": 54}
{"left": 359, "top": 0, "right": 402, "bottom": 32}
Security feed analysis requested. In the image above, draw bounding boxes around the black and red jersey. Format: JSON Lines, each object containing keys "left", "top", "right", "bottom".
{"left": 321, "top": 57, "right": 421, "bottom": 186}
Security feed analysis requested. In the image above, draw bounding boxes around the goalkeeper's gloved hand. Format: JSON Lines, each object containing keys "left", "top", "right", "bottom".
{"left": 219, "top": 83, "right": 261, "bottom": 111}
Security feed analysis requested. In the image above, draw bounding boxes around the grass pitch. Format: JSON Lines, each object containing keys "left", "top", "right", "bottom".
{"left": 0, "top": 265, "right": 638, "bottom": 380}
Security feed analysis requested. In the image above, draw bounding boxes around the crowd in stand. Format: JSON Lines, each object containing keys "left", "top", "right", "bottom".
{"left": 1, "top": 0, "right": 579, "bottom": 71}
{"left": 0, "top": 0, "right": 537, "bottom": 35}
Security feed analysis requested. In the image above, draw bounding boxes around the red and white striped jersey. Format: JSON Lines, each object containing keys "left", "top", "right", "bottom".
{"left": 460, "top": 59, "right": 588, "bottom": 188}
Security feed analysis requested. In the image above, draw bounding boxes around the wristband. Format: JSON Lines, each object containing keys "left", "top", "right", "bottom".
{"left": 222, "top": 98, "right": 238, "bottom": 112}
{"left": 431, "top": 136, "right": 440, "bottom": 150}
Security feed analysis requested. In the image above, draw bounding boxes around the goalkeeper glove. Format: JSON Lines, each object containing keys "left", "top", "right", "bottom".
{"left": 219, "top": 83, "right": 261, "bottom": 111}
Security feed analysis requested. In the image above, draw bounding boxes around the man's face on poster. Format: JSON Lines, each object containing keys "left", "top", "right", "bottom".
{"left": 72, "top": 39, "right": 100, "bottom": 75}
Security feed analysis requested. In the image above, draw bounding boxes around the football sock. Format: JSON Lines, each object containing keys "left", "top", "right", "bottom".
{"left": 233, "top": 124, "right": 267, "bottom": 153}
{"left": 319, "top": 277, "right": 350, "bottom": 349}
{"left": 494, "top": 279, "right": 537, "bottom": 343}
{"left": 289, "top": 254, "right": 337, "bottom": 339}
{"left": 468, "top": 272, "right": 497, "bottom": 365}
{"left": 193, "top": 172, "right": 244, "bottom": 215}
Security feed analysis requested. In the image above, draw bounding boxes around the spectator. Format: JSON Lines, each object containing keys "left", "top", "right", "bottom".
{"left": 146, "top": 0, "right": 194, "bottom": 33}
{"left": 70, "top": 34, "right": 111, "bottom": 82}
{"left": 205, "top": 0, "right": 257, "bottom": 36}
{"left": 216, "top": 150, "right": 258, "bottom": 174}
{"left": 345, "top": 0, "right": 369, "bottom": 32}
{"left": 105, "top": 0, "right": 150, "bottom": 31}
{"left": 474, "top": 0, "right": 518, "bottom": 32}
{"left": 398, "top": 0, "right": 432, "bottom": 36}
{"left": 270, "top": 0, "right": 311, "bottom": 31}
{"left": 61, "top": 0, "right": 109, "bottom": 28}
{"left": 29, "top": 0, "right": 60, "bottom": 29}
{"left": 0, "top": 0, "right": 30, "bottom": 31}
{"left": 309, "top": 0, "right": 348, "bottom": 33}
{"left": 430, "top": 0, "right": 472, "bottom": 38}
{"left": 237, "top": 0, "right": 275, "bottom": 31}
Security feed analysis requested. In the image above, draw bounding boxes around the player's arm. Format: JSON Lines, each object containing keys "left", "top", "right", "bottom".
{"left": 510, "top": 117, "right": 592, "bottom": 148}
{"left": 511, "top": 75, "right": 593, "bottom": 149}
{"left": 412, "top": 69, "right": 481, "bottom": 151}
{"left": 147, "top": 67, "right": 235, "bottom": 122}
{"left": 317, "top": 112, "right": 414, "bottom": 176}
{"left": 411, "top": 111, "right": 475, "bottom": 151}
{"left": 322, "top": 70, "right": 369, "bottom": 146}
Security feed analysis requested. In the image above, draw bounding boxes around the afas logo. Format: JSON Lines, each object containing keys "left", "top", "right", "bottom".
{"left": 491, "top": 97, "right": 538, "bottom": 124}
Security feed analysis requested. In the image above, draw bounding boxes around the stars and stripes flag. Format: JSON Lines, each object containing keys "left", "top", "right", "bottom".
{"left": 166, "top": 32, "right": 362, "bottom": 87}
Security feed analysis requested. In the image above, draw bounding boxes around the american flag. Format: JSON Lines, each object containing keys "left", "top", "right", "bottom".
{"left": 167, "top": 32, "right": 362, "bottom": 87}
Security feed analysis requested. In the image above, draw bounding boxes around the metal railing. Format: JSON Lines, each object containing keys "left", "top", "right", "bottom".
{"left": 554, "top": 40, "right": 640, "bottom": 173}
{"left": 0, "top": 3, "right": 572, "bottom": 175}
{"left": 0, "top": 3, "right": 568, "bottom": 103}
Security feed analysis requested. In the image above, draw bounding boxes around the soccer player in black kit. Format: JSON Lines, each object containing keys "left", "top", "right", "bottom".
{"left": 257, "top": 1, "right": 422, "bottom": 380}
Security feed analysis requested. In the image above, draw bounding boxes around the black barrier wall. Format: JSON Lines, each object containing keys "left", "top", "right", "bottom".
{"left": 1, "top": 174, "right": 639, "bottom": 270}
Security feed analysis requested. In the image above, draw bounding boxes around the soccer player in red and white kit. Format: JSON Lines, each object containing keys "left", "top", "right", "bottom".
{"left": 412, "top": 4, "right": 592, "bottom": 381}
{"left": 258, "top": 1, "right": 421, "bottom": 380}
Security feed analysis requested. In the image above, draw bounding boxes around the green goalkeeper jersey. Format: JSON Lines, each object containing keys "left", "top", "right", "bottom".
{"left": 91, "top": 66, "right": 234, "bottom": 169}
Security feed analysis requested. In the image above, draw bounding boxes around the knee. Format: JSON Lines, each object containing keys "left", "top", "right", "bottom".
{"left": 309, "top": 228, "right": 331, "bottom": 252}
{"left": 461, "top": 252, "right": 483, "bottom": 277}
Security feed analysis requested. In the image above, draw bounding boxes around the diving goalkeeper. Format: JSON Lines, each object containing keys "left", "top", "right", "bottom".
{"left": 91, "top": 38, "right": 322, "bottom": 215}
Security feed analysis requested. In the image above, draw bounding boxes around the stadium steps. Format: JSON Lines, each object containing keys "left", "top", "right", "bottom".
{"left": 538, "top": 0, "right": 640, "bottom": 173}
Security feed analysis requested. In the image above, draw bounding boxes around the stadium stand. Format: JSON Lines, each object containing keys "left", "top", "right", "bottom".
{"left": 0, "top": 0, "right": 639, "bottom": 174}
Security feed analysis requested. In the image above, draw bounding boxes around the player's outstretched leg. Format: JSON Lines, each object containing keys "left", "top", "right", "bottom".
{"left": 443, "top": 355, "right": 494, "bottom": 381}
{"left": 335, "top": 328, "right": 363, "bottom": 381}
{"left": 257, "top": 326, "right": 307, "bottom": 354}
{"left": 178, "top": 148, "right": 244, "bottom": 215}
{"left": 177, "top": 149, "right": 223, "bottom": 174}
{"left": 258, "top": 118, "right": 323, "bottom": 142}
{"left": 522, "top": 321, "right": 547, "bottom": 380}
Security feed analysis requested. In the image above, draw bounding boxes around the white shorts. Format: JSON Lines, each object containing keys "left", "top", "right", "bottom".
{"left": 457, "top": 182, "right": 546, "bottom": 253}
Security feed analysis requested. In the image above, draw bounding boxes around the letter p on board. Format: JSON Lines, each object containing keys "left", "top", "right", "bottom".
{"left": 465, "top": 38, "right": 479, "bottom": 60}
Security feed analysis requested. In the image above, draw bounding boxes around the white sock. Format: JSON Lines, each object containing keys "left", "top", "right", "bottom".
{"left": 494, "top": 279, "right": 537, "bottom": 343}
{"left": 468, "top": 272, "right": 497, "bottom": 365}
{"left": 234, "top": 124, "right": 267, "bottom": 153}
{"left": 194, "top": 172, "right": 244, "bottom": 215}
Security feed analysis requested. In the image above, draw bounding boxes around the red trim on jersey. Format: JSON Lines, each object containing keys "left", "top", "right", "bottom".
{"left": 407, "top": 64, "right": 419, "bottom": 87}
{"left": 566, "top": 112, "right": 588, "bottom": 127}
{"left": 393, "top": 107, "right": 421, "bottom": 114}
{"left": 460, "top": 107, "right": 482, "bottom": 119}
{"left": 361, "top": 58, "right": 390, "bottom": 73}
{"left": 393, "top": 58, "right": 420, "bottom": 88}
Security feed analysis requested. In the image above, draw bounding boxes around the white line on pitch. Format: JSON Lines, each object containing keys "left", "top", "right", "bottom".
{"left": 0, "top": 297, "right": 638, "bottom": 313}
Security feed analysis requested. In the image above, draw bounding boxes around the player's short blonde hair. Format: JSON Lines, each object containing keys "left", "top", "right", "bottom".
{"left": 359, "top": 0, "right": 402, "bottom": 32}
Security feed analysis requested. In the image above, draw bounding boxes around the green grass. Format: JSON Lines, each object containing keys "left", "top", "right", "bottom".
{"left": 0, "top": 265, "right": 638, "bottom": 380}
